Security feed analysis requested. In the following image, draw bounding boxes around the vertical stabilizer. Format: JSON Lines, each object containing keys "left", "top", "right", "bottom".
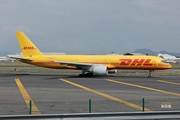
{"left": 16, "top": 31, "right": 43, "bottom": 57}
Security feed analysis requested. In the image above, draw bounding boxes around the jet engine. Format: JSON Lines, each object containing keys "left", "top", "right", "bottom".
{"left": 107, "top": 69, "right": 117, "bottom": 74}
{"left": 88, "top": 65, "right": 107, "bottom": 76}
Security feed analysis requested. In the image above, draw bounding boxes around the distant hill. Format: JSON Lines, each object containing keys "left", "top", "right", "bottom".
{"left": 132, "top": 49, "right": 180, "bottom": 56}
{"left": 133, "top": 49, "right": 157, "bottom": 55}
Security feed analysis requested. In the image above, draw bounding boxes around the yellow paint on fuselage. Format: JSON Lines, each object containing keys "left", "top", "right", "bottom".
{"left": 21, "top": 54, "right": 171, "bottom": 70}
{"left": 15, "top": 31, "right": 171, "bottom": 71}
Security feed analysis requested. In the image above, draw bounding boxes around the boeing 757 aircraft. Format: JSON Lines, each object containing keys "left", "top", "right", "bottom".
{"left": 9, "top": 32, "right": 172, "bottom": 78}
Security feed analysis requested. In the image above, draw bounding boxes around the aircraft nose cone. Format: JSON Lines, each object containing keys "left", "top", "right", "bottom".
{"left": 167, "top": 63, "right": 172, "bottom": 69}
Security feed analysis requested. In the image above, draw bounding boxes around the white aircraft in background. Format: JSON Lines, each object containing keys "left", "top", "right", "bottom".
{"left": 0, "top": 56, "right": 8, "bottom": 61}
{"left": 0, "top": 56, "right": 16, "bottom": 62}
{"left": 158, "top": 53, "right": 180, "bottom": 63}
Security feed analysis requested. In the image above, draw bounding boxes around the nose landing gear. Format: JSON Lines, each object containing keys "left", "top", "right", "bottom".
{"left": 148, "top": 70, "right": 154, "bottom": 78}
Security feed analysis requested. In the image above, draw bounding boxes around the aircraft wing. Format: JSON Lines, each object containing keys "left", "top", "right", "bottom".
{"left": 52, "top": 60, "right": 93, "bottom": 68}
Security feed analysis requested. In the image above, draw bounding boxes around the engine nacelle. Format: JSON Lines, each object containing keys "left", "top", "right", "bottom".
{"left": 107, "top": 69, "right": 117, "bottom": 74}
{"left": 88, "top": 65, "right": 107, "bottom": 76}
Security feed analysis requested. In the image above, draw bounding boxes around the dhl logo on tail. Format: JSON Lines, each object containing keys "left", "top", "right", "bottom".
{"left": 120, "top": 59, "right": 153, "bottom": 66}
{"left": 22, "top": 46, "right": 36, "bottom": 50}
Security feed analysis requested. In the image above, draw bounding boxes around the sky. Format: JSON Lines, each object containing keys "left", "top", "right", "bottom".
{"left": 0, "top": 0, "right": 180, "bottom": 54}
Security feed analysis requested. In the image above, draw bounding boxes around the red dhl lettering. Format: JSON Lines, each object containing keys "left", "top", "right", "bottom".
{"left": 120, "top": 59, "right": 153, "bottom": 66}
{"left": 23, "top": 46, "right": 36, "bottom": 50}
{"left": 120, "top": 59, "right": 132, "bottom": 65}
{"left": 143, "top": 59, "right": 153, "bottom": 66}
{"left": 131, "top": 59, "right": 145, "bottom": 66}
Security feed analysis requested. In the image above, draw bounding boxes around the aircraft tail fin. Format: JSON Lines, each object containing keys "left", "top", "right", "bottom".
{"left": 16, "top": 31, "right": 43, "bottom": 57}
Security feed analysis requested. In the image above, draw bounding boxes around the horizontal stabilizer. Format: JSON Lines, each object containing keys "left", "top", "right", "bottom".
{"left": 7, "top": 55, "right": 33, "bottom": 62}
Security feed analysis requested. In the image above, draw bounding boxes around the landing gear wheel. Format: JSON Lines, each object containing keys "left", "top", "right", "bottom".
{"left": 86, "top": 73, "right": 93, "bottom": 77}
{"left": 148, "top": 70, "right": 153, "bottom": 78}
{"left": 148, "top": 75, "right": 151, "bottom": 78}
{"left": 79, "top": 74, "right": 84, "bottom": 77}
{"left": 78, "top": 73, "right": 94, "bottom": 77}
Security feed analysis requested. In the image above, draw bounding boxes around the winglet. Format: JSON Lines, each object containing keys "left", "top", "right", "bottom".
{"left": 16, "top": 31, "right": 43, "bottom": 57}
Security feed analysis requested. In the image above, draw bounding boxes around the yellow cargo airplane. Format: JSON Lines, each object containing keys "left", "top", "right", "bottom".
{"left": 9, "top": 31, "right": 172, "bottom": 78}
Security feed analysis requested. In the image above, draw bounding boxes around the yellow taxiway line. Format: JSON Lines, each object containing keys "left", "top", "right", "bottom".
{"left": 157, "top": 80, "right": 180, "bottom": 85}
{"left": 15, "top": 78, "right": 41, "bottom": 114}
{"left": 59, "top": 78, "right": 151, "bottom": 111}
{"left": 106, "top": 79, "right": 180, "bottom": 97}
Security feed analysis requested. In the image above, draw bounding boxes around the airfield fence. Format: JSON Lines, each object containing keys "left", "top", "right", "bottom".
{"left": 0, "top": 98, "right": 180, "bottom": 115}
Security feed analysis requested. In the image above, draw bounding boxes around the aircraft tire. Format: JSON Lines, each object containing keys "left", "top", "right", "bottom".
{"left": 79, "top": 74, "right": 84, "bottom": 77}
{"left": 79, "top": 73, "right": 93, "bottom": 77}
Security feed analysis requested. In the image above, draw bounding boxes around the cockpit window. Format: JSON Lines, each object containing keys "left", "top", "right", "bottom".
{"left": 159, "top": 56, "right": 164, "bottom": 59}
{"left": 161, "top": 59, "right": 166, "bottom": 63}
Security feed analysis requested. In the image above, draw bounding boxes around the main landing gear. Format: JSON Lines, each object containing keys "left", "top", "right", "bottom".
{"left": 78, "top": 69, "right": 93, "bottom": 77}
{"left": 148, "top": 70, "right": 154, "bottom": 78}
{"left": 79, "top": 73, "right": 93, "bottom": 77}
